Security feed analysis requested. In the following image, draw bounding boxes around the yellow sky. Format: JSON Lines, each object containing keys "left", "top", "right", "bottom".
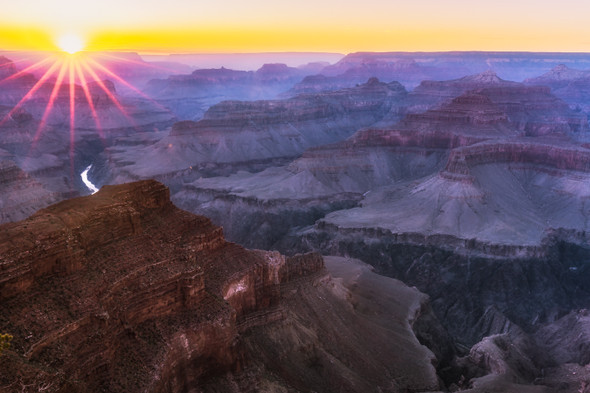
{"left": 1, "top": 0, "right": 589, "bottom": 53}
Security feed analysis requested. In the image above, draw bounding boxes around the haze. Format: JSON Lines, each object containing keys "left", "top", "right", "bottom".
{"left": 2, "top": 0, "right": 590, "bottom": 52}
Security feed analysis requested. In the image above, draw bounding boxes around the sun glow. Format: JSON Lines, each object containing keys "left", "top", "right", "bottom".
{"left": 0, "top": 49, "right": 170, "bottom": 192}
{"left": 57, "top": 34, "right": 84, "bottom": 54}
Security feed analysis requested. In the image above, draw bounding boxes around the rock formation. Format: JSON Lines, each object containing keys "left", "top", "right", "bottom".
{"left": 103, "top": 78, "right": 407, "bottom": 182}
{"left": 144, "top": 63, "right": 312, "bottom": 121}
{"left": 180, "top": 81, "right": 587, "bottom": 250}
{"left": 170, "top": 74, "right": 590, "bottom": 373}
{"left": 4, "top": 52, "right": 590, "bottom": 392}
{"left": 0, "top": 180, "right": 444, "bottom": 392}
{"left": 525, "top": 64, "right": 590, "bottom": 115}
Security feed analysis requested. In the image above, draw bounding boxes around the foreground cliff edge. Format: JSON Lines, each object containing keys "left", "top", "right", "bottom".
{"left": 0, "top": 180, "right": 444, "bottom": 392}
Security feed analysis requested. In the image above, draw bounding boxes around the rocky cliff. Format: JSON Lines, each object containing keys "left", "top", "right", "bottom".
{"left": 0, "top": 180, "right": 444, "bottom": 392}
{"left": 104, "top": 78, "right": 407, "bottom": 182}
{"left": 173, "top": 83, "right": 590, "bottom": 253}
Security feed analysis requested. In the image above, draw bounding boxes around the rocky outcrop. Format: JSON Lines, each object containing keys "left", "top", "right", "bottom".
{"left": 525, "top": 64, "right": 590, "bottom": 89}
{"left": 444, "top": 140, "right": 590, "bottom": 175}
{"left": 0, "top": 180, "right": 445, "bottom": 392}
{"left": 525, "top": 64, "right": 590, "bottom": 116}
{"left": 535, "top": 309, "right": 590, "bottom": 366}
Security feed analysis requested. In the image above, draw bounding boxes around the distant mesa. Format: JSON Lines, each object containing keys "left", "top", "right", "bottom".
{"left": 525, "top": 63, "right": 590, "bottom": 85}
{"left": 460, "top": 69, "right": 503, "bottom": 83}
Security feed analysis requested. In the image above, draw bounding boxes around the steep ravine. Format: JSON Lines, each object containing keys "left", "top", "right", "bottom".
{"left": 296, "top": 227, "right": 590, "bottom": 346}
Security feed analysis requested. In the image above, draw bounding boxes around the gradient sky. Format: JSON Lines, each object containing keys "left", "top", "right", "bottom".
{"left": 1, "top": 0, "right": 589, "bottom": 53}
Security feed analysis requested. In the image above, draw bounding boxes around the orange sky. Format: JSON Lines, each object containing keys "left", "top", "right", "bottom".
{"left": 1, "top": 0, "right": 589, "bottom": 53}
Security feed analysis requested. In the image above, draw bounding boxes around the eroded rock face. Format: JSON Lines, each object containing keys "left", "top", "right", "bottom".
{"left": 174, "top": 82, "right": 590, "bottom": 255}
{"left": 144, "top": 63, "right": 311, "bottom": 121}
{"left": 167, "top": 74, "right": 590, "bottom": 383}
{"left": 525, "top": 64, "right": 590, "bottom": 116}
{"left": 0, "top": 180, "right": 443, "bottom": 392}
{"left": 104, "top": 78, "right": 407, "bottom": 182}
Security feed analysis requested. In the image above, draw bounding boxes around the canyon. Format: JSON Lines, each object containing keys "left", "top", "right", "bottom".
{"left": 2, "top": 51, "right": 590, "bottom": 392}
{"left": 102, "top": 77, "right": 407, "bottom": 182}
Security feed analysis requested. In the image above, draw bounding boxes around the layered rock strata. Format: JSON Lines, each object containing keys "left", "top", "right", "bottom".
{"left": 0, "top": 180, "right": 443, "bottom": 392}
{"left": 105, "top": 78, "right": 407, "bottom": 182}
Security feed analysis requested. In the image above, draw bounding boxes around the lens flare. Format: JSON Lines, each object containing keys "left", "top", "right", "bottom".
{"left": 3, "top": 50, "right": 166, "bottom": 189}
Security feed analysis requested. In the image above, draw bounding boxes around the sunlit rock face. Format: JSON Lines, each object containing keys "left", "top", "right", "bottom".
{"left": 104, "top": 78, "right": 407, "bottom": 182}
{"left": 0, "top": 180, "right": 444, "bottom": 393}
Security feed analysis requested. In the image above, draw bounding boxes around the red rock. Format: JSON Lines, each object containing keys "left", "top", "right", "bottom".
{"left": 0, "top": 180, "right": 441, "bottom": 392}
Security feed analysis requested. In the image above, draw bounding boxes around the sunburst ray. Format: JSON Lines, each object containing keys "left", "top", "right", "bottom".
{"left": 31, "top": 59, "right": 69, "bottom": 148}
{"left": 0, "top": 56, "right": 55, "bottom": 85}
{"left": 69, "top": 58, "right": 76, "bottom": 178}
{"left": 81, "top": 61, "right": 137, "bottom": 128}
{"left": 88, "top": 57, "right": 172, "bottom": 114}
{"left": 0, "top": 58, "right": 63, "bottom": 127}
{"left": 74, "top": 62, "right": 103, "bottom": 139}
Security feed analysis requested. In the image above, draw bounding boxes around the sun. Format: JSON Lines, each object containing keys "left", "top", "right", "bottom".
{"left": 57, "top": 34, "right": 85, "bottom": 54}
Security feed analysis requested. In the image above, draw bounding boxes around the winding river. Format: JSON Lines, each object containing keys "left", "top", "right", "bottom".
{"left": 81, "top": 164, "right": 99, "bottom": 194}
